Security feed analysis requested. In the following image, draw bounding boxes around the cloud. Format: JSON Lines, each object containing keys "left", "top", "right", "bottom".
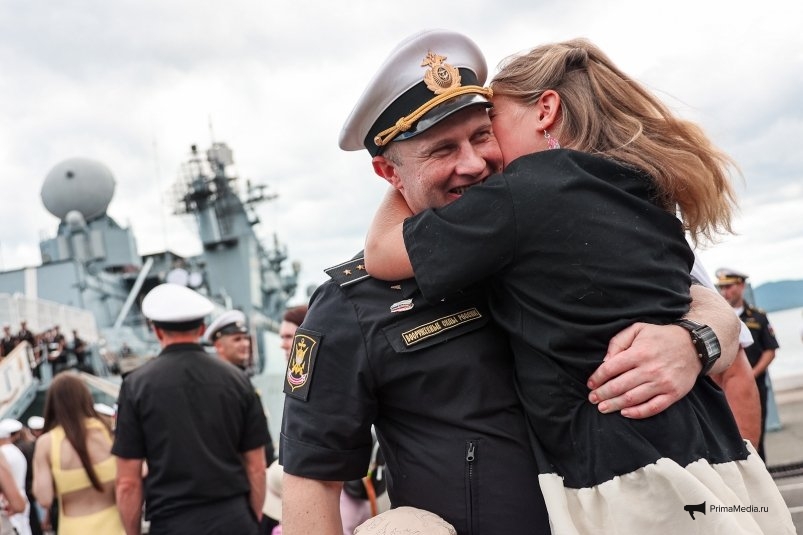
{"left": 1, "top": 0, "right": 802, "bottom": 300}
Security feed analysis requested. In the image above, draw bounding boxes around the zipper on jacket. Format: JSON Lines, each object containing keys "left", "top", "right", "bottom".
{"left": 465, "top": 440, "right": 477, "bottom": 535}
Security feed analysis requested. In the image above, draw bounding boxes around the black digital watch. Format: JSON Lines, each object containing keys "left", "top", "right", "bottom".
{"left": 675, "top": 319, "right": 721, "bottom": 376}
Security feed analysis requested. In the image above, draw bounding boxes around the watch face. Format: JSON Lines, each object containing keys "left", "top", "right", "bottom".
{"left": 675, "top": 320, "right": 721, "bottom": 374}
{"left": 700, "top": 330, "right": 721, "bottom": 358}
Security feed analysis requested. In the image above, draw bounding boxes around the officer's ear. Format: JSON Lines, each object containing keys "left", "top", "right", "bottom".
{"left": 372, "top": 154, "right": 401, "bottom": 189}
{"left": 150, "top": 322, "right": 165, "bottom": 342}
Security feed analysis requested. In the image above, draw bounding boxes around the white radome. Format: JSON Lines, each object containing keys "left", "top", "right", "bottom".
{"left": 41, "top": 157, "right": 116, "bottom": 221}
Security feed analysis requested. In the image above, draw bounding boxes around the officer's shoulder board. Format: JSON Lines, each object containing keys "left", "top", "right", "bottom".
{"left": 746, "top": 304, "right": 768, "bottom": 316}
{"left": 325, "top": 256, "right": 371, "bottom": 287}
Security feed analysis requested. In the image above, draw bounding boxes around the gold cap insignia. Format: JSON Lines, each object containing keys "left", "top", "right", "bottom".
{"left": 372, "top": 50, "right": 492, "bottom": 149}
{"left": 422, "top": 51, "right": 462, "bottom": 95}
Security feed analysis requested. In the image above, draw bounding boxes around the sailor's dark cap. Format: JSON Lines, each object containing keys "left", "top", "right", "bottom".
{"left": 203, "top": 309, "right": 249, "bottom": 344}
{"left": 142, "top": 283, "right": 214, "bottom": 331}
{"left": 339, "top": 29, "right": 492, "bottom": 157}
{"left": 715, "top": 267, "right": 749, "bottom": 286}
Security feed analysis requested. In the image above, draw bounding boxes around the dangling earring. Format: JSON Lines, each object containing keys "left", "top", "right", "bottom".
{"left": 544, "top": 129, "right": 560, "bottom": 150}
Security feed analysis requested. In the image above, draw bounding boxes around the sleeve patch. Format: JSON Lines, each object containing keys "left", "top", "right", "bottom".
{"left": 284, "top": 328, "right": 323, "bottom": 401}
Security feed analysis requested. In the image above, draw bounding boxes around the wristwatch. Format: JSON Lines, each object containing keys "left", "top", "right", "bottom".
{"left": 675, "top": 319, "right": 721, "bottom": 376}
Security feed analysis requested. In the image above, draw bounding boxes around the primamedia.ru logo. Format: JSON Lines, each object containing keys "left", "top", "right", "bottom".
{"left": 684, "top": 501, "right": 769, "bottom": 520}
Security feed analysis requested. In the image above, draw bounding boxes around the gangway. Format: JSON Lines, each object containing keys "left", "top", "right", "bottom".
{"left": 0, "top": 343, "right": 37, "bottom": 420}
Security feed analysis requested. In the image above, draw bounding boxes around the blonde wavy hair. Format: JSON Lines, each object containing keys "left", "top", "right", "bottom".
{"left": 491, "top": 38, "right": 738, "bottom": 245}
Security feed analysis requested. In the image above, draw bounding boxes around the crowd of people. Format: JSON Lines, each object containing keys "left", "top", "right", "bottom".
{"left": 0, "top": 292, "right": 380, "bottom": 535}
{"left": 0, "top": 322, "right": 89, "bottom": 378}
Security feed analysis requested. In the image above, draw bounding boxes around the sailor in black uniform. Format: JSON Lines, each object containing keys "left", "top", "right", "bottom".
{"left": 717, "top": 267, "right": 780, "bottom": 460}
{"left": 113, "top": 283, "right": 268, "bottom": 535}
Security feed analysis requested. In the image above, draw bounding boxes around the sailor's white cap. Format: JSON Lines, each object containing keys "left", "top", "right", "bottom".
{"left": 715, "top": 267, "right": 749, "bottom": 286}
{"left": 142, "top": 283, "right": 213, "bottom": 329}
{"left": 27, "top": 416, "right": 44, "bottom": 430}
{"left": 0, "top": 419, "right": 23, "bottom": 438}
{"left": 339, "top": 29, "right": 491, "bottom": 156}
{"left": 94, "top": 403, "right": 115, "bottom": 417}
{"left": 204, "top": 310, "right": 249, "bottom": 344}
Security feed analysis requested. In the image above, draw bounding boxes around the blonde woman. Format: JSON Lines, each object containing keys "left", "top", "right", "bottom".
{"left": 366, "top": 38, "right": 793, "bottom": 533}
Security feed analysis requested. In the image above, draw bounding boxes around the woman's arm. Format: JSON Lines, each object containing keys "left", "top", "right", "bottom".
{"left": 368, "top": 176, "right": 517, "bottom": 300}
{"left": 32, "top": 433, "right": 54, "bottom": 509}
{"left": 364, "top": 188, "right": 414, "bottom": 280}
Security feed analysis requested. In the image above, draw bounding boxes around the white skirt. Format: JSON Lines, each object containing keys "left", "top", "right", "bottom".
{"left": 539, "top": 443, "right": 794, "bottom": 534}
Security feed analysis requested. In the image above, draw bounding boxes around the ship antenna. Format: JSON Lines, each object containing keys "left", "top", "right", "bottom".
{"left": 208, "top": 114, "right": 216, "bottom": 144}
{"left": 152, "top": 137, "right": 170, "bottom": 252}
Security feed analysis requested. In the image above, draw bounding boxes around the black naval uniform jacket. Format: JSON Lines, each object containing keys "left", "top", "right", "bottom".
{"left": 280, "top": 257, "right": 549, "bottom": 535}
{"left": 113, "top": 343, "right": 268, "bottom": 523}
{"left": 740, "top": 305, "right": 780, "bottom": 372}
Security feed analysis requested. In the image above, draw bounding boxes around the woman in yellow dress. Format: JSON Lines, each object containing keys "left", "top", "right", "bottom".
{"left": 32, "top": 374, "right": 124, "bottom": 534}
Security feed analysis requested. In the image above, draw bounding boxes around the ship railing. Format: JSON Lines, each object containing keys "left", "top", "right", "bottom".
{"left": 0, "top": 342, "right": 37, "bottom": 420}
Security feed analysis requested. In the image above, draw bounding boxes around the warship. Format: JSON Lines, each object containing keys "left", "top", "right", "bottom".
{"left": 0, "top": 141, "right": 299, "bottom": 440}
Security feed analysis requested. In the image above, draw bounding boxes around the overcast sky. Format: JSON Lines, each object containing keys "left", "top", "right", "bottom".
{"left": 1, "top": 0, "right": 801, "bottom": 304}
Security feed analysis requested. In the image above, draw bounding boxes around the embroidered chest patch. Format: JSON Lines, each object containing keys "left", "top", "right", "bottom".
{"left": 400, "top": 307, "right": 482, "bottom": 347}
{"left": 284, "top": 328, "right": 322, "bottom": 401}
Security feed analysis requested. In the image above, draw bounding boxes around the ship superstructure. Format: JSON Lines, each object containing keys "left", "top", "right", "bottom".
{"left": 0, "top": 142, "right": 298, "bottom": 422}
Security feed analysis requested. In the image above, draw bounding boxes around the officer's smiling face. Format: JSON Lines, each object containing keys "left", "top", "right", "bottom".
{"left": 374, "top": 105, "right": 502, "bottom": 214}
{"left": 215, "top": 333, "right": 251, "bottom": 367}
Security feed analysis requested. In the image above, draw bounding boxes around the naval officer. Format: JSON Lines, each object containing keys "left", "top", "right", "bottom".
{"left": 716, "top": 267, "right": 780, "bottom": 460}
{"left": 113, "top": 283, "right": 268, "bottom": 535}
{"left": 205, "top": 309, "right": 280, "bottom": 534}
{"left": 280, "top": 29, "right": 742, "bottom": 535}
{"left": 205, "top": 310, "right": 253, "bottom": 371}
{"left": 204, "top": 309, "right": 278, "bottom": 470}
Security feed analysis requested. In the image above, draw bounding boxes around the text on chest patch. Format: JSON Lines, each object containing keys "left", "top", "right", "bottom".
{"left": 401, "top": 307, "right": 482, "bottom": 346}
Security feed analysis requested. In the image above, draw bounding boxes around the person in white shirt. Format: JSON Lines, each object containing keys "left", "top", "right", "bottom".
{"left": 0, "top": 419, "right": 31, "bottom": 535}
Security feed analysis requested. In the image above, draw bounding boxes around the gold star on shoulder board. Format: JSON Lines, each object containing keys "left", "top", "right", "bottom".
{"left": 325, "top": 257, "right": 371, "bottom": 287}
